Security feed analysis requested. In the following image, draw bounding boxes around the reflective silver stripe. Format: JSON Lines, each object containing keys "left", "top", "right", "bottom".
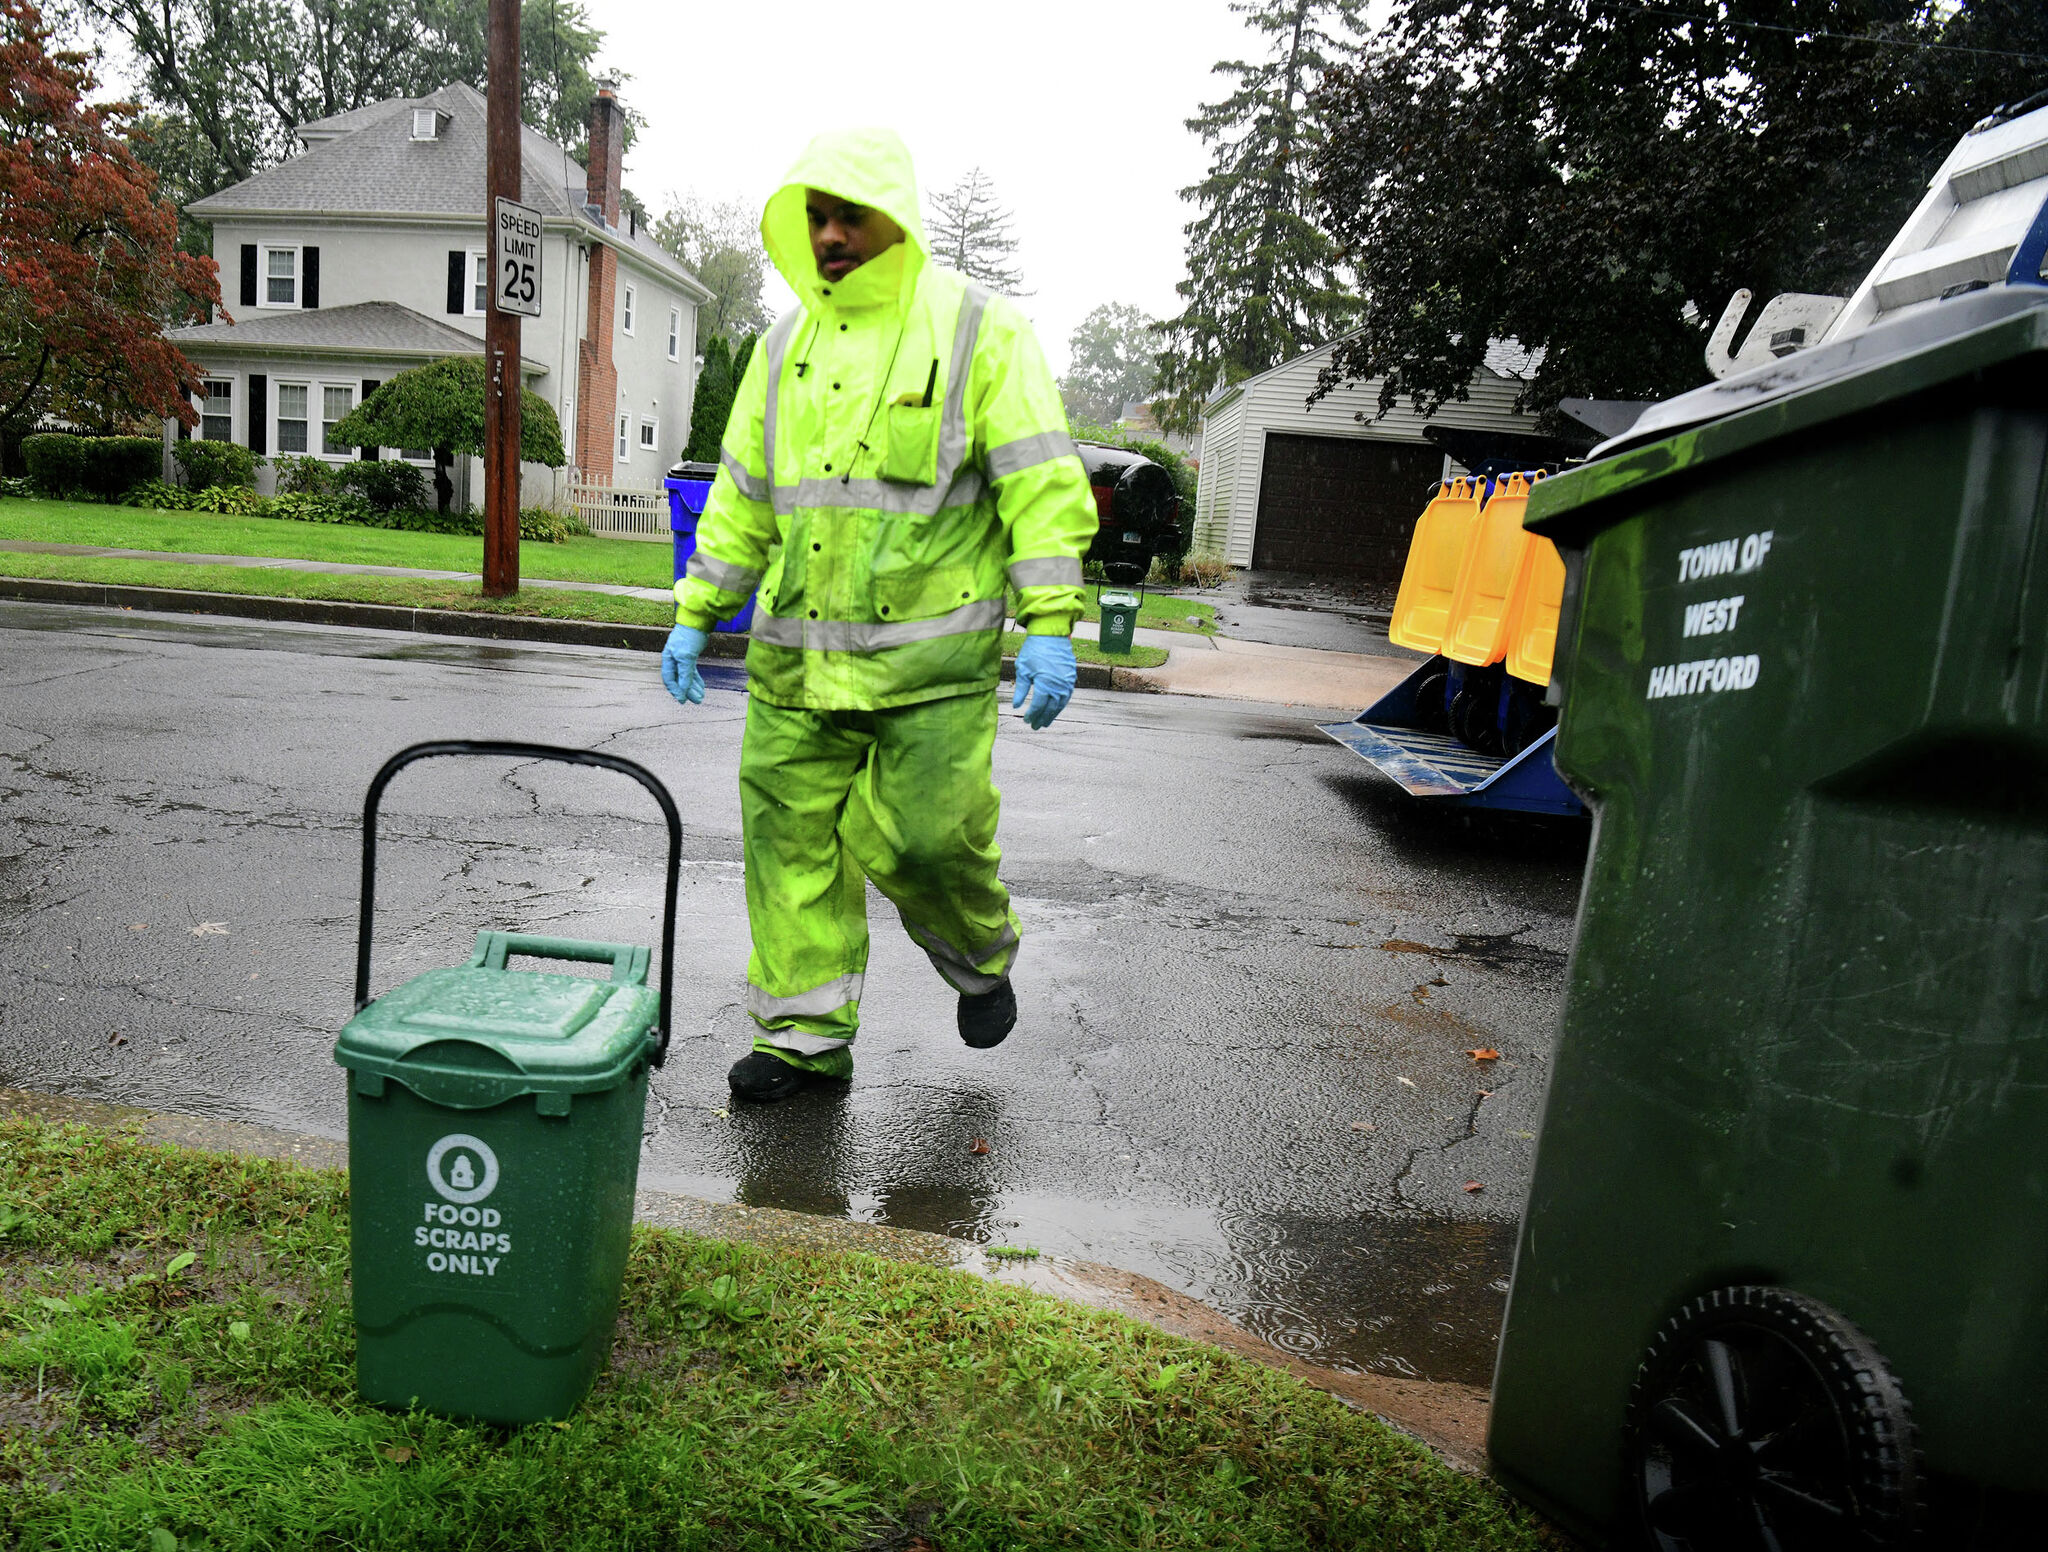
{"left": 985, "top": 429, "right": 1078, "bottom": 482}
{"left": 760, "top": 310, "right": 802, "bottom": 503}
{"left": 748, "top": 972, "right": 863, "bottom": 1022}
{"left": 904, "top": 918, "right": 1018, "bottom": 995}
{"left": 776, "top": 468, "right": 986, "bottom": 517}
{"left": 935, "top": 284, "right": 990, "bottom": 490}
{"left": 757, "top": 1029, "right": 852, "bottom": 1056}
{"left": 749, "top": 595, "right": 1005, "bottom": 653}
{"left": 719, "top": 446, "right": 769, "bottom": 504}
{"left": 686, "top": 549, "right": 762, "bottom": 594}
{"left": 1006, "top": 556, "right": 1083, "bottom": 588}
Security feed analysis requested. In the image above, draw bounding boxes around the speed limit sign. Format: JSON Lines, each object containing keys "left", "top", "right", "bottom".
{"left": 494, "top": 196, "right": 543, "bottom": 319}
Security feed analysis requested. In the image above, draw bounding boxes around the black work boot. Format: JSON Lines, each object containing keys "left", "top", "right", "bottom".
{"left": 727, "top": 1050, "right": 810, "bottom": 1103}
{"left": 957, "top": 980, "right": 1017, "bottom": 1049}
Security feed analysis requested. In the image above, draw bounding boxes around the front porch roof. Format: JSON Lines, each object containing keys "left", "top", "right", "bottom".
{"left": 168, "top": 301, "right": 548, "bottom": 376}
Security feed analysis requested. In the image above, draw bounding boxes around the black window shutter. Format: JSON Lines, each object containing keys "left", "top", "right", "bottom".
{"left": 302, "top": 246, "right": 320, "bottom": 309}
{"left": 240, "top": 245, "right": 257, "bottom": 308}
{"left": 359, "top": 380, "right": 380, "bottom": 459}
{"left": 447, "top": 251, "right": 465, "bottom": 314}
{"left": 247, "top": 374, "right": 267, "bottom": 455}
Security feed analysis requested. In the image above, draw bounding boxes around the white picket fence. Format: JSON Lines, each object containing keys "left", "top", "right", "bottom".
{"left": 568, "top": 471, "right": 670, "bottom": 542}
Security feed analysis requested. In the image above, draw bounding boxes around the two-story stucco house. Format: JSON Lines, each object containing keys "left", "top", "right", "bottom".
{"left": 164, "top": 80, "right": 710, "bottom": 508}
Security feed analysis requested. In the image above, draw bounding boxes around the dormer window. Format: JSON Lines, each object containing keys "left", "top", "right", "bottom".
{"left": 412, "top": 108, "right": 441, "bottom": 141}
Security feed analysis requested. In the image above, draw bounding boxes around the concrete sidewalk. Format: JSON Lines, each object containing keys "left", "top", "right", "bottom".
{"left": 0, "top": 539, "right": 1417, "bottom": 712}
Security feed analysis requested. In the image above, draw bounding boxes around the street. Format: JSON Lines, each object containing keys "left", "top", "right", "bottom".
{"left": 0, "top": 600, "right": 1584, "bottom": 1388}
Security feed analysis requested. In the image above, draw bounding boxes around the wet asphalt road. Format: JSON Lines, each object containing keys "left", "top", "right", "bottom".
{"left": 0, "top": 600, "right": 1585, "bottom": 1387}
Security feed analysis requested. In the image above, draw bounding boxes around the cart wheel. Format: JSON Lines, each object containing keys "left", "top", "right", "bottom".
{"left": 1502, "top": 691, "right": 1555, "bottom": 755}
{"left": 1414, "top": 669, "right": 1451, "bottom": 733}
{"left": 1626, "top": 1285, "right": 1919, "bottom": 1551}
{"left": 1452, "top": 687, "right": 1502, "bottom": 755}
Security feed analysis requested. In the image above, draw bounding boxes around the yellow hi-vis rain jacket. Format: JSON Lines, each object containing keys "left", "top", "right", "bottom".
{"left": 673, "top": 128, "right": 1097, "bottom": 710}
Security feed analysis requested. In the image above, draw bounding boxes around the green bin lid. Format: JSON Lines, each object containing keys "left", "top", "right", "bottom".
{"left": 1526, "top": 289, "right": 2048, "bottom": 547}
{"left": 334, "top": 931, "right": 659, "bottom": 1109}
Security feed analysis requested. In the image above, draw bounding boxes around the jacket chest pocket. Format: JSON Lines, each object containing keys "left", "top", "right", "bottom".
{"left": 880, "top": 401, "right": 940, "bottom": 486}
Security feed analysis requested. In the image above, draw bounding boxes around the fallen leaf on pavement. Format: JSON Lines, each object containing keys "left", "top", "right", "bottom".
{"left": 191, "top": 922, "right": 228, "bottom": 937}
{"left": 1395, "top": 1076, "right": 1416, "bottom": 1088}
{"left": 107, "top": 1032, "right": 127, "bottom": 1048}
{"left": 968, "top": 1138, "right": 991, "bottom": 1156}
{"left": 381, "top": 1445, "right": 414, "bottom": 1464}
{"left": 1464, "top": 1048, "right": 1501, "bottom": 1062}
{"left": 128, "top": 923, "right": 147, "bottom": 931}
{"left": 1349, "top": 1121, "right": 1375, "bottom": 1132}
{"left": 1463, "top": 1181, "right": 1485, "bottom": 1193}
{"left": 1477, "top": 1089, "right": 1495, "bottom": 1098}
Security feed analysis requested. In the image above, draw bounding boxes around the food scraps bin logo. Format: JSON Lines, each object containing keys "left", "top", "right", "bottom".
{"left": 426, "top": 1134, "right": 500, "bottom": 1204}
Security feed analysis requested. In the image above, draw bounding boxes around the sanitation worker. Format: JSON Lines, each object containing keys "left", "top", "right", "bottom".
{"left": 659, "top": 128, "right": 1096, "bottom": 1104}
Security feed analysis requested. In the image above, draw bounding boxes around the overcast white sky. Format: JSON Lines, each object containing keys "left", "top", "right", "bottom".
{"left": 602, "top": 0, "right": 1265, "bottom": 374}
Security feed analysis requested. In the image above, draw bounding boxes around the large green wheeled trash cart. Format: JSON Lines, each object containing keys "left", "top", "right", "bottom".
{"left": 335, "top": 740, "right": 680, "bottom": 1426}
{"left": 1488, "top": 286, "right": 2048, "bottom": 1548}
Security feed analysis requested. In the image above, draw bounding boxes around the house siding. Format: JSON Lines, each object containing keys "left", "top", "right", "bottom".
{"left": 1197, "top": 341, "right": 1541, "bottom": 568}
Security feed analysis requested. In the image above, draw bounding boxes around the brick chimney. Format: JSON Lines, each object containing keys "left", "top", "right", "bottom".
{"left": 575, "top": 79, "right": 626, "bottom": 479}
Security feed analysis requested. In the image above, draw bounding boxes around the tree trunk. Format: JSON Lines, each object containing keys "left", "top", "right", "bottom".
{"left": 433, "top": 448, "right": 454, "bottom": 515}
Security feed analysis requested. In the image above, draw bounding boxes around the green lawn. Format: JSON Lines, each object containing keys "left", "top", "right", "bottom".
{"left": 0, "top": 548, "right": 1170, "bottom": 669}
{"left": 0, "top": 497, "right": 1218, "bottom": 634}
{"left": 0, "top": 1118, "right": 1550, "bottom": 1550}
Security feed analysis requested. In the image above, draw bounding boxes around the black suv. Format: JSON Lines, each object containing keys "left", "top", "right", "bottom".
{"left": 1074, "top": 441, "right": 1182, "bottom": 583}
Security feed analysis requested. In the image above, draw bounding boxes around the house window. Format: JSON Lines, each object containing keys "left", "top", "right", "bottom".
{"left": 637, "top": 417, "right": 657, "bottom": 450}
{"left": 469, "top": 250, "right": 489, "bottom": 316}
{"left": 321, "top": 384, "right": 355, "bottom": 454}
{"left": 263, "top": 246, "right": 299, "bottom": 307}
{"left": 622, "top": 284, "right": 635, "bottom": 334}
{"left": 200, "top": 378, "right": 234, "bottom": 441}
{"left": 276, "top": 383, "right": 309, "bottom": 452}
{"left": 412, "top": 108, "right": 440, "bottom": 141}
{"left": 667, "top": 307, "right": 681, "bottom": 361}
{"left": 276, "top": 380, "right": 355, "bottom": 457}
{"left": 615, "top": 413, "right": 629, "bottom": 461}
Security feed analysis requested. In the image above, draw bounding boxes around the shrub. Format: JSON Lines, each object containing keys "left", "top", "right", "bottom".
{"left": 519, "top": 508, "right": 582, "bottom": 544}
{"left": 22, "top": 433, "right": 163, "bottom": 500}
{"left": 172, "top": 438, "right": 257, "bottom": 491}
{"left": 122, "top": 478, "right": 197, "bottom": 511}
{"left": 189, "top": 483, "right": 264, "bottom": 515}
{"left": 0, "top": 474, "right": 36, "bottom": 499}
{"left": 334, "top": 459, "right": 429, "bottom": 513}
{"left": 272, "top": 455, "right": 333, "bottom": 495}
{"left": 268, "top": 490, "right": 375, "bottom": 525}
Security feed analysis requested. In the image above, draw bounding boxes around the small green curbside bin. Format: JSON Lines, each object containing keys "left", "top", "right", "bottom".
{"left": 335, "top": 740, "right": 680, "bottom": 1426}
{"left": 1097, "top": 580, "right": 1142, "bottom": 656}
{"left": 1488, "top": 287, "right": 2048, "bottom": 1546}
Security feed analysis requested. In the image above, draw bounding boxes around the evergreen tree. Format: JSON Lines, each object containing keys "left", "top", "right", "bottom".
{"left": 1153, "top": 0, "right": 1366, "bottom": 434}
{"left": 683, "top": 334, "right": 734, "bottom": 463}
{"left": 925, "top": 168, "right": 1027, "bottom": 294}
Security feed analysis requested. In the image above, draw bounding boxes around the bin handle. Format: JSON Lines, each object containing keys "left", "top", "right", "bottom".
{"left": 354, "top": 741, "right": 683, "bottom": 1066}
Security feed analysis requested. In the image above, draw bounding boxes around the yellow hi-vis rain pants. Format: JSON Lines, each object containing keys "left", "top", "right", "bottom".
{"left": 740, "top": 690, "right": 1020, "bottom": 1073}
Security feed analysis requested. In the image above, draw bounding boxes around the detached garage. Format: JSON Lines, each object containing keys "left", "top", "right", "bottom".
{"left": 1191, "top": 337, "right": 1552, "bottom": 584}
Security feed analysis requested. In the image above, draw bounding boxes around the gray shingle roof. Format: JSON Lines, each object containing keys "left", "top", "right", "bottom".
{"left": 189, "top": 82, "right": 704, "bottom": 296}
{"left": 166, "top": 300, "right": 547, "bottom": 374}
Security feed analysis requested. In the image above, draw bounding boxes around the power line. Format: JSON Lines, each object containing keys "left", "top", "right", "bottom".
{"left": 1621, "top": 5, "right": 2048, "bottom": 62}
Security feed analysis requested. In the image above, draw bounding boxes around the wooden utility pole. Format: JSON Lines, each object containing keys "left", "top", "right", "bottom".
{"left": 482, "top": 0, "right": 521, "bottom": 597}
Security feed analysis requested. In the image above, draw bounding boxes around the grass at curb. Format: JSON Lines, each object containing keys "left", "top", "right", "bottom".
{"left": 0, "top": 1119, "right": 1551, "bottom": 1550}
{"left": 0, "top": 551, "right": 1172, "bottom": 668}
{"left": 0, "top": 496, "right": 1217, "bottom": 636}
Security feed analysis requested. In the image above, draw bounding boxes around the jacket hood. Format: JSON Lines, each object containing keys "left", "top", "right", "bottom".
{"left": 761, "top": 127, "right": 928, "bottom": 314}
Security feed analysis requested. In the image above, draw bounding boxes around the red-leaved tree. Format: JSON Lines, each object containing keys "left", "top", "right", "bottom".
{"left": 0, "top": 0, "right": 220, "bottom": 442}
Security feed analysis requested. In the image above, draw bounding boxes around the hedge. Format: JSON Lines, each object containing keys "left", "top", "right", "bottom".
{"left": 21, "top": 434, "right": 164, "bottom": 501}
{"left": 171, "top": 439, "right": 258, "bottom": 491}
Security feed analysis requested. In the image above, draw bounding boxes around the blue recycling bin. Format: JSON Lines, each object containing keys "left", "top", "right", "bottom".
{"left": 664, "top": 460, "right": 755, "bottom": 634}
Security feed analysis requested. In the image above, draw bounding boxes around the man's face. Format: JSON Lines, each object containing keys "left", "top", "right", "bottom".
{"left": 807, "top": 188, "right": 905, "bottom": 284}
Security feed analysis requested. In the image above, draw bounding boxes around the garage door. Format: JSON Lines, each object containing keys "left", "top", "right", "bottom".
{"left": 1249, "top": 433, "right": 1443, "bottom": 583}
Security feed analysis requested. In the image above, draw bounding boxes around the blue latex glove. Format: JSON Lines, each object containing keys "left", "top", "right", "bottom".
{"left": 1012, "top": 635, "right": 1077, "bottom": 729}
{"left": 660, "top": 624, "right": 708, "bottom": 706}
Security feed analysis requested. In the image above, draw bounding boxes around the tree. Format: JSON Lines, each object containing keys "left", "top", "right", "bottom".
{"left": 682, "top": 333, "right": 733, "bottom": 463}
{"left": 81, "top": 0, "right": 620, "bottom": 204}
{"left": 1060, "top": 304, "right": 1161, "bottom": 426}
{"left": 654, "top": 193, "right": 770, "bottom": 347}
{"left": 1153, "top": 0, "right": 1366, "bottom": 434}
{"left": 925, "top": 168, "right": 1027, "bottom": 294}
{"left": 329, "top": 355, "right": 564, "bottom": 514}
{"left": 0, "top": 0, "right": 220, "bottom": 446}
{"left": 1308, "top": 0, "right": 2048, "bottom": 422}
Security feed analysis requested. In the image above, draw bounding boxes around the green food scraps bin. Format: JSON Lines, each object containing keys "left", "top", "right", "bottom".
{"left": 1098, "top": 583, "right": 1142, "bottom": 656}
{"left": 335, "top": 740, "right": 680, "bottom": 1425}
{"left": 1488, "top": 287, "right": 2048, "bottom": 1548}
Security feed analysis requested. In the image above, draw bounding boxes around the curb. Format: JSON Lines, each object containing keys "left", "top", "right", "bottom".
{"left": 0, "top": 575, "right": 1165, "bottom": 691}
